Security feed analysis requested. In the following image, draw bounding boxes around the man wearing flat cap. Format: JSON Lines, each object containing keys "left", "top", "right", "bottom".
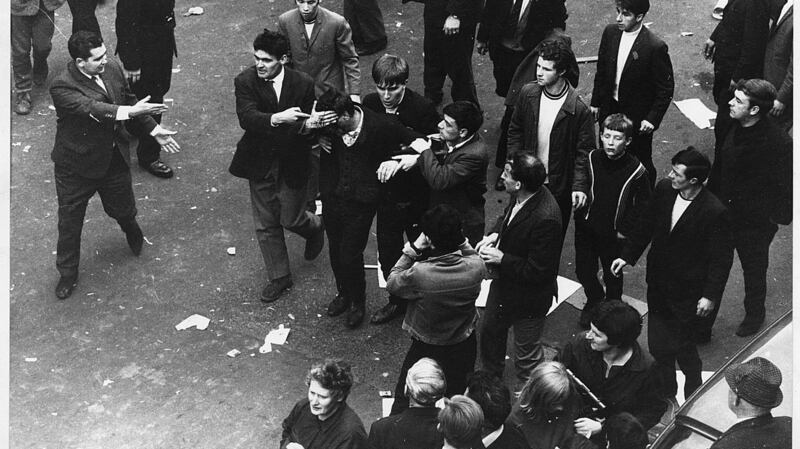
{"left": 710, "top": 357, "right": 791, "bottom": 449}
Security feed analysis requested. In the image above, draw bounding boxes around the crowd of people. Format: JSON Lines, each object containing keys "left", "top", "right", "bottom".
{"left": 10, "top": 0, "right": 793, "bottom": 447}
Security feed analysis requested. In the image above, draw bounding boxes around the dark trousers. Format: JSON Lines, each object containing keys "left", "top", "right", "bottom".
{"left": 734, "top": 220, "right": 777, "bottom": 322}
{"left": 11, "top": 9, "right": 55, "bottom": 92}
{"left": 343, "top": 0, "right": 387, "bottom": 50}
{"left": 599, "top": 102, "right": 657, "bottom": 186}
{"left": 647, "top": 291, "right": 703, "bottom": 399}
{"left": 377, "top": 199, "right": 424, "bottom": 305}
{"left": 67, "top": 0, "right": 101, "bottom": 35}
{"left": 249, "top": 165, "right": 322, "bottom": 281}
{"left": 547, "top": 185, "right": 572, "bottom": 237}
{"left": 54, "top": 164, "right": 138, "bottom": 278}
{"left": 489, "top": 46, "right": 527, "bottom": 98}
{"left": 390, "top": 333, "right": 477, "bottom": 415}
{"left": 423, "top": 10, "right": 479, "bottom": 107}
{"left": 323, "top": 194, "right": 376, "bottom": 303}
{"left": 126, "top": 49, "right": 174, "bottom": 166}
{"left": 574, "top": 222, "right": 623, "bottom": 307}
{"left": 480, "top": 292, "right": 545, "bottom": 389}
{"left": 494, "top": 106, "right": 515, "bottom": 169}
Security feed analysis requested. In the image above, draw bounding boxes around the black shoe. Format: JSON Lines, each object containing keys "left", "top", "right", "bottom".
{"left": 141, "top": 160, "right": 174, "bottom": 178}
{"left": 346, "top": 303, "right": 365, "bottom": 328}
{"left": 356, "top": 39, "right": 388, "bottom": 56}
{"left": 304, "top": 224, "right": 325, "bottom": 260}
{"left": 14, "top": 92, "right": 32, "bottom": 115}
{"left": 124, "top": 222, "right": 144, "bottom": 256}
{"left": 735, "top": 317, "right": 764, "bottom": 337}
{"left": 327, "top": 293, "right": 350, "bottom": 317}
{"left": 494, "top": 176, "right": 505, "bottom": 191}
{"left": 55, "top": 275, "right": 77, "bottom": 299}
{"left": 260, "top": 275, "right": 294, "bottom": 303}
{"left": 370, "top": 303, "right": 405, "bottom": 324}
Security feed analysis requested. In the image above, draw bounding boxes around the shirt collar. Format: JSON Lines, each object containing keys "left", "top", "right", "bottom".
{"left": 446, "top": 132, "right": 477, "bottom": 153}
{"left": 482, "top": 425, "right": 504, "bottom": 447}
{"left": 266, "top": 66, "right": 285, "bottom": 87}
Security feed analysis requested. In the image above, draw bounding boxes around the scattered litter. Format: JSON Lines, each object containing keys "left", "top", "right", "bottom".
{"left": 22, "top": 145, "right": 31, "bottom": 153}
{"left": 316, "top": 314, "right": 322, "bottom": 318}
{"left": 86, "top": 292, "right": 95, "bottom": 296}
{"left": 190, "top": 206, "right": 197, "bottom": 210}
{"left": 48, "top": 105, "right": 56, "bottom": 110}
{"left": 143, "top": 237, "right": 153, "bottom": 245}
{"left": 24, "top": 357, "right": 37, "bottom": 362}
{"left": 12, "top": 142, "right": 20, "bottom": 146}
{"left": 250, "top": 353, "right": 255, "bottom": 357}
{"left": 374, "top": 357, "right": 380, "bottom": 361}
{"left": 210, "top": 187, "right": 218, "bottom": 193}
{"left": 102, "top": 379, "right": 114, "bottom": 387}
{"left": 396, "top": 22, "right": 402, "bottom": 27}
{"left": 680, "top": 31, "right": 694, "bottom": 37}
{"left": 226, "top": 349, "right": 241, "bottom": 358}
{"left": 260, "top": 342, "right": 273, "bottom": 353}
{"left": 172, "top": 68, "right": 181, "bottom": 73}
{"left": 183, "top": 6, "right": 204, "bottom": 16}
{"left": 288, "top": 313, "right": 295, "bottom": 320}
{"left": 227, "top": 247, "right": 236, "bottom": 256}
{"left": 175, "top": 314, "right": 210, "bottom": 330}
{"left": 259, "top": 324, "right": 291, "bottom": 353}
{"left": 381, "top": 372, "right": 389, "bottom": 377}
{"left": 136, "top": 307, "right": 143, "bottom": 310}
{"left": 51, "top": 412, "right": 57, "bottom": 416}
{"left": 674, "top": 98, "right": 717, "bottom": 129}
{"left": 379, "top": 390, "right": 392, "bottom": 397}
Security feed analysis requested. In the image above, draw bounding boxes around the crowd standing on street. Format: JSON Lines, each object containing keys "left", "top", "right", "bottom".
{"left": 9, "top": 0, "right": 793, "bottom": 447}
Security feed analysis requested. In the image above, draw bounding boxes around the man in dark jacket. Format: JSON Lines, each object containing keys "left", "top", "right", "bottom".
{"left": 116, "top": 0, "right": 180, "bottom": 178}
{"left": 611, "top": 148, "right": 733, "bottom": 401}
{"left": 477, "top": 153, "right": 562, "bottom": 389}
{"left": 763, "top": 0, "right": 793, "bottom": 132}
{"left": 590, "top": 0, "right": 674, "bottom": 186}
{"left": 707, "top": 79, "right": 792, "bottom": 338}
{"left": 229, "top": 29, "right": 332, "bottom": 304}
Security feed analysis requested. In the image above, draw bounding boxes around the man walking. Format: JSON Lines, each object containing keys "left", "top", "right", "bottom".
{"left": 763, "top": 0, "right": 793, "bottom": 133}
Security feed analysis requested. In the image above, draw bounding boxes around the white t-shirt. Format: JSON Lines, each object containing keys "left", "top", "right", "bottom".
{"left": 537, "top": 93, "right": 568, "bottom": 179}
{"left": 614, "top": 26, "right": 642, "bottom": 101}
{"left": 671, "top": 194, "right": 692, "bottom": 231}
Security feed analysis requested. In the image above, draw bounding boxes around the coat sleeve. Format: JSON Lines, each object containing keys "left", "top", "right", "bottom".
{"left": 769, "top": 131, "right": 793, "bottom": 225}
{"left": 115, "top": 0, "right": 143, "bottom": 70}
{"left": 776, "top": 49, "right": 793, "bottom": 105}
{"left": 618, "top": 170, "right": 652, "bottom": 236}
{"left": 386, "top": 251, "right": 425, "bottom": 300}
{"left": 571, "top": 101, "right": 595, "bottom": 194}
{"left": 619, "top": 180, "right": 663, "bottom": 265}
{"left": 418, "top": 147, "right": 485, "bottom": 190}
{"left": 645, "top": 40, "right": 675, "bottom": 129}
{"left": 507, "top": 86, "right": 532, "bottom": 156}
{"left": 234, "top": 74, "right": 277, "bottom": 134}
{"left": 733, "top": 0, "right": 771, "bottom": 81}
{"left": 702, "top": 209, "right": 734, "bottom": 303}
{"left": 280, "top": 402, "right": 302, "bottom": 449}
{"left": 498, "top": 213, "right": 562, "bottom": 285}
{"left": 477, "top": 0, "right": 502, "bottom": 43}
{"left": 629, "top": 365, "right": 667, "bottom": 430}
{"left": 590, "top": 27, "right": 611, "bottom": 108}
{"left": 335, "top": 20, "right": 361, "bottom": 95}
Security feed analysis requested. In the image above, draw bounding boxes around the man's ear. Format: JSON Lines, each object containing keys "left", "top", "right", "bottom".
{"left": 635, "top": 13, "right": 645, "bottom": 23}
{"left": 459, "top": 128, "right": 469, "bottom": 139}
{"left": 749, "top": 104, "right": 760, "bottom": 116}
{"left": 76, "top": 58, "right": 85, "bottom": 68}
{"left": 280, "top": 55, "right": 290, "bottom": 65}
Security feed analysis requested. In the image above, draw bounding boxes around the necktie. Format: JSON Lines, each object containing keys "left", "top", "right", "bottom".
{"left": 265, "top": 79, "right": 277, "bottom": 104}
{"left": 507, "top": 0, "right": 524, "bottom": 29}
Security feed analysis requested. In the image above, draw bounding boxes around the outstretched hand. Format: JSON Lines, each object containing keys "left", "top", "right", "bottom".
{"left": 153, "top": 127, "right": 181, "bottom": 153}
{"left": 130, "top": 95, "right": 168, "bottom": 117}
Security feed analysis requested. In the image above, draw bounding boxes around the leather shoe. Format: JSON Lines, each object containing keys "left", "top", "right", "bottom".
{"left": 370, "top": 303, "right": 405, "bottom": 324}
{"left": 304, "top": 224, "right": 325, "bottom": 260}
{"left": 124, "top": 223, "right": 144, "bottom": 256}
{"left": 260, "top": 275, "right": 294, "bottom": 303}
{"left": 327, "top": 293, "right": 350, "bottom": 317}
{"left": 735, "top": 317, "right": 764, "bottom": 337}
{"left": 142, "top": 160, "right": 174, "bottom": 178}
{"left": 55, "top": 275, "right": 77, "bottom": 299}
{"left": 346, "top": 304, "right": 365, "bottom": 328}
{"left": 14, "top": 92, "right": 32, "bottom": 115}
{"left": 494, "top": 176, "right": 505, "bottom": 191}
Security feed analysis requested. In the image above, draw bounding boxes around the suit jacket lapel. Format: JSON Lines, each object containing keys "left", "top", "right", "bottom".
{"left": 669, "top": 188, "right": 703, "bottom": 235}
{"left": 622, "top": 27, "right": 647, "bottom": 77}
{"left": 773, "top": 6, "right": 792, "bottom": 35}
{"left": 504, "top": 189, "right": 543, "bottom": 233}
{"left": 70, "top": 62, "right": 112, "bottom": 101}
{"left": 610, "top": 29, "right": 622, "bottom": 80}
{"left": 308, "top": 9, "right": 324, "bottom": 48}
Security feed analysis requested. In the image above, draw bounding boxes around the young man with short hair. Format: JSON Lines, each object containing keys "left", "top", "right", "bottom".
{"left": 438, "top": 395, "right": 485, "bottom": 449}
{"left": 464, "top": 371, "right": 528, "bottom": 449}
{"left": 574, "top": 113, "right": 651, "bottom": 328}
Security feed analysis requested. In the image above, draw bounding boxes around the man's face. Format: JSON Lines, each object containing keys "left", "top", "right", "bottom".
{"left": 78, "top": 44, "right": 108, "bottom": 76}
{"left": 668, "top": 164, "right": 694, "bottom": 191}
{"left": 438, "top": 114, "right": 464, "bottom": 143}
{"left": 296, "top": 0, "right": 320, "bottom": 21}
{"left": 615, "top": 7, "right": 643, "bottom": 32}
{"left": 728, "top": 89, "right": 756, "bottom": 122}
{"left": 536, "top": 57, "right": 562, "bottom": 88}
{"left": 307, "top": 380, "right": 341, "bottom": 420}
{"left": 586, "top": 324, "right": 613, "bottom": 352}
{"left": 254, "top": 50, "right": 284, "bottom": 79}
{"left": 600, "top": 128, "right": 631, "bottom": 160}
{"left": 375, "top": 82, "right": 406, "bottom": 110}
{"left": 501, "top": 163, "right": 521, "bottom": 193}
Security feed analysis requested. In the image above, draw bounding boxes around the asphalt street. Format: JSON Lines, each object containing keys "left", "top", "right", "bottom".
{"left": 7, "top": 0, "right": 793, "bottom": 448}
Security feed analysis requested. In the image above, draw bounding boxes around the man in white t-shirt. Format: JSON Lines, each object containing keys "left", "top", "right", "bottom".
{"left": 610, "top": 148, "right": 733, "bottom": 402}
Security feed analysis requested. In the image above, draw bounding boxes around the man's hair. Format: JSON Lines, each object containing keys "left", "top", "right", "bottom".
{"left": 591, "top": 300, "right": 643, "bottom": 349}
{"left": 316, "top": 89, "right": 356, "bottom": 116}
{"left": 605, "top": 413, "right": 648, "bottom": 449}
{"left": 438, "top": 395, "right": 484, "bottom": 449}
{"left": 405, "top": 358, "right": 446, "bottom": 406}
{"left": 465, "top": 371, "right": 511, "bottom": 431}
{"left": 419, "top": 204, "right": 466, "bottom": 252}
{"left": 518, "top": 361, "right": 574, "bottom": 423}
{"left": 372, "top": 54, "right": 409, "bottom": 86}
{"left": 68, "top": 31, "right": 104, "bottom": 61}
{"left": 442, "top": 101, "right": 483, "bottom": 137}
{"left": 537, "top": 39, "right": 576, "bottom": 75}
{"left": 602, "top": 113, "right": 635, "bottom": 139}
{"left": 671, "top": 146, "right": 711, "bottom": 183}
{"left": 510, "top": 153, "right": 547, "bottom": 192}
{"left": 253, "top": 28, "right": 290, "bottom": 59}
{"left": 616, "top": 0, "right": 650, "bottom": 16}
{"left": 735, "top": 79, "right": 778, "bottom": 117}
{"left": 306, "top": 359, "right": 354, "bottom": 401}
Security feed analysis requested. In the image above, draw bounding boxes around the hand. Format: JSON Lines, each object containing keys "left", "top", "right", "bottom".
{"left": 479, "top": 246, "right": 504, "bottom": 265}
{"left": 286, "top": 443, "right": 305, "bottom": 449}
{"left": 574, "top": 418, "right": 603, "bottom": 438}
{"left": 377, "top": 160, "right": 402, "bottom": 183}
{"left": 770, "top": 99, "right": 786, "bottom": 117}
{"left": 130, "top": 95, "right": 168, "bottom": 117}
{"left": 413, "top": 232, "right": 432, "bottom": 251}
{"left": 349, "top": 94, "right": 361, "bottom": 104}
{"left": 703, "top": 39, "right": 715, "bottom": 60}
{"left": 589, "top": 106, "right": 600, "bottom": 122}
{"left": 476, "top": 41, "right": 489, "bottom": 55}
{"left": 392, "top": 154, "right": 420, "bottom": 171}
{"left": 305, "top": 100, "right": 338, "bottom": 129}
{"left": 123, "top": 68, "right": 141, "bottom": 84}
{"left": 639, "top": 120, "right": 655, "bottom": 134}
{"left": 318, "top": 135, "right": 333, "bottom": 152}
{"left": 696, "top": 297, "right": 715, "bottom": 317}
{"left": 475, "top": 233, "right": 498, "bottom": 252}
{"left": 572, "top": 191, "right": 587, "bottom": 211}
{"left": 443, "top": 16, "right": 460, "bottom": 35}
{"left": 610, "top": 258, "right": 628, "bottom": 277}
{"left": 272, "top": 107, "right": 311, "bottom": 125}
{"left": 153, "top": 128, "right": 181, "bottom": 153}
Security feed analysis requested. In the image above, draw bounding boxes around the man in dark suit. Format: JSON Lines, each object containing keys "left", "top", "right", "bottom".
{"left": 763, "top": 0, "right": 792, "bottom": 133}
{"left": 590, "top": 0, "right": 674, "bottom": 186}
{"left": 50, "top": 31, "right": 180, "bottom": 299}
{"left": 476, "top": 0, "right": 567, "bottom": 98}
{"left": 477, "top": 153, "right": 562, "bottom": 389}
{"left": 116, "top": 0, "right": 179, "bottom": 178}
{"left": 229, "top": 29, "right": 333, "bottom": 304}
{"left": 611, "top": 148, "right": 733, "bottom": 401}
{"left": 343, "top": 0, "right": 387, "bottom": 56}
{"left": 363, "top": 54, "right": 440, "bottom": 325}
{"left": 66, "top": 0, "right": 104, "bottom": 35}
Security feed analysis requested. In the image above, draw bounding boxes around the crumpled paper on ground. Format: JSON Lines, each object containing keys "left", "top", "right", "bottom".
{"left": 175, "top": 314, "right": 210, "bottom": 330}
{"left": 259, "top": 324, "right": 291, "bottom": 353}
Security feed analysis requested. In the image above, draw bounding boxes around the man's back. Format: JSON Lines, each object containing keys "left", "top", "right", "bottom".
{"left": 367, "top": 407, "right": 443, "bottom": 449}
{"left": 710, "top": 414, "right": 792, "bottom": 449}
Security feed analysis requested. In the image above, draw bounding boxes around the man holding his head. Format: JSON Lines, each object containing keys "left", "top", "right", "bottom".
{"left": 49, "top": 31, "right": 180, "bottom": 299}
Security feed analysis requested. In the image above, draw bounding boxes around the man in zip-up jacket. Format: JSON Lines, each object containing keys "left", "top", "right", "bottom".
{"left": 574, "top": 114, "right": 650, "bottom": 328}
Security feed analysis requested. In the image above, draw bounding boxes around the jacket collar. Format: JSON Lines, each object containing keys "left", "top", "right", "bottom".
{"left": 68, "top": 61, "right": 113, "bottom": 101}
